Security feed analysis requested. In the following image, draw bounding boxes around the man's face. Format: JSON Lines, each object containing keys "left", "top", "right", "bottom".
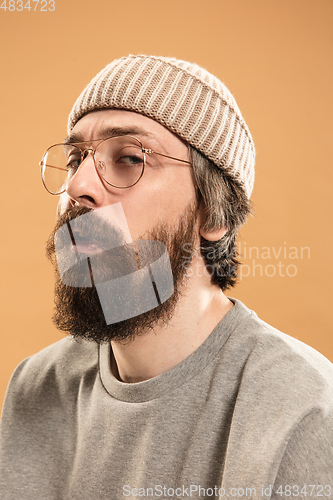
{"left": 47, "top": 109, "right": 203, "bottom": 343}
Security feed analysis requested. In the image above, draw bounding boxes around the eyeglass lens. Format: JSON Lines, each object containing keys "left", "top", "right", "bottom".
{"left": 41, "top": 136, "right": 145, "bottom": 195}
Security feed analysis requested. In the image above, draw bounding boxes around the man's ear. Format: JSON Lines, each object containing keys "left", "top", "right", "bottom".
{"left": 199, "top": 225, "right": 228, "bottom": 241}
{"left": 198, "top": 200, "right": 228, "bottom": 242}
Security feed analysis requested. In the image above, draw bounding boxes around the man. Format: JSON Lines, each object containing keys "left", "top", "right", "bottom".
{"left": 0, "top": 55, "right": 332, "bottom": 499}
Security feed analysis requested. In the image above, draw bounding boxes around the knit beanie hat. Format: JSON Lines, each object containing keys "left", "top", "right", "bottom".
{"left": 68, "top": 55, "right": 255, "bottom": 198}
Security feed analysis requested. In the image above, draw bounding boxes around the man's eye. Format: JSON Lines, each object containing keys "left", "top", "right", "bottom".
{"left": 66, "top": 158, "right": 81, "bottom": 170}
{"left": 118, "top": 155, "right": 143, "bottom": 165}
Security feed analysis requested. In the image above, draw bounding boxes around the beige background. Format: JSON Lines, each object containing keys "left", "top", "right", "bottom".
{"left": 0, "top": 0, "right": 332, "bottom": 410}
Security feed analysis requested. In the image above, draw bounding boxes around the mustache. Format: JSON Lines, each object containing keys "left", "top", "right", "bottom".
{"left": 46, "top": 205, "right": 136, "bottom": 287}
{"left": 49, "top": 205, "right": 129, "bottom": 254}
{"left": 55, "top": 205, "right": 92, "bottom": 226}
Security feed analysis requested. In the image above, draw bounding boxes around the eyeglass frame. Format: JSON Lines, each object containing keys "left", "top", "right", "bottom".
{"left": 40, "top": 134, "right": 192, "bottom": 195}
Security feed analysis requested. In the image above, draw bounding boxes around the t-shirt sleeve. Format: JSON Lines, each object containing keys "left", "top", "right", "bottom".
{"left": 272, "top": 409, "right": 333, "bottom": 499}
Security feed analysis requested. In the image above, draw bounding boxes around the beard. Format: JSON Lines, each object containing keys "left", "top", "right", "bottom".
{"left": 46, "top": 202, "right": 198, "bottom": 344}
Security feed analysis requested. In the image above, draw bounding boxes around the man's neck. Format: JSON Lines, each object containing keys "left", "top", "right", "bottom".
{"left": 110, "top": 257, "right": 233, "bottom": 383}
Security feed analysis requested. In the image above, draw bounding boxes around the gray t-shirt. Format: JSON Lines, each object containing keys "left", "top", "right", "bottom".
{"left": 1, "top": 299, "right": 332, "bottom": 499}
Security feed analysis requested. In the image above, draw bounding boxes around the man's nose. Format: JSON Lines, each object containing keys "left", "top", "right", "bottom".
{"left": 65, "top": 150, "right": 105, "bottom": 208}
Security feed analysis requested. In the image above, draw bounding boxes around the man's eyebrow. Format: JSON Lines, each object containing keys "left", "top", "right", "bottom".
{"left": 63, "top": 126, "right": 154, "bottom": 144}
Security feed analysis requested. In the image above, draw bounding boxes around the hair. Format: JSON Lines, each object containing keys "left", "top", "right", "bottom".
{"left": 188, "top": 146, "right": 253, "bottom": 291}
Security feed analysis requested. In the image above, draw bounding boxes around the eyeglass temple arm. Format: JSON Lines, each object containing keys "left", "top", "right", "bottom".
{"left": 143, "top": 149, "right": 191, "bottom": 165}
{"left": 39, "top": 162, "right": 68, "bottom": 172}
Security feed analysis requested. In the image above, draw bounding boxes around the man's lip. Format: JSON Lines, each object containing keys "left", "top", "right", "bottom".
{"left": 71, "top": 242, "right": 103, "bottom": 255}
{"left": 70, "top": 227, "right": 104, "bottom": 254}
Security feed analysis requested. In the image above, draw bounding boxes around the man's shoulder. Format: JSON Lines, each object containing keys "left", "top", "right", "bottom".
{"left": 228, "top": 299, "right": 333, "bottom": 409}
{"left": 248, "top": 308, "right": 332, "bottom": 379}
{"left": 215, "top": 300, "right": 333, "bottom": 491}
{"left": 5, "top": 337, "right": 99, "bottom": 406}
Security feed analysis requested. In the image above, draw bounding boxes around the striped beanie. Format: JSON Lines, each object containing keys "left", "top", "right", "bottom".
{"left": 68, "top": 55, "right": 255, "bottom": 198}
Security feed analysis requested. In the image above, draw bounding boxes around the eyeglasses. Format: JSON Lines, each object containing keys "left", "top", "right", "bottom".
{"left": 40, "top": 135, "right": 191, "bottom": 195}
